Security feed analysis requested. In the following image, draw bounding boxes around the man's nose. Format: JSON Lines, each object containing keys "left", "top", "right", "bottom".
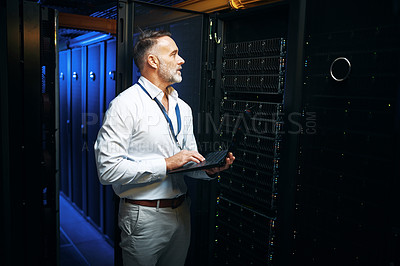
{"left": 177, "top": 54, "right": 185, "bottom": 65}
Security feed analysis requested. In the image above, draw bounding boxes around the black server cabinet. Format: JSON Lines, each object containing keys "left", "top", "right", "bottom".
{"left": 293, "top": 0, "right": 400, "bottom": 265}
{"left": 213, "top": 5, "right": 290, "bottom": 265}
{"left": 1, "top": 1, "right": 58, "bottom": 264}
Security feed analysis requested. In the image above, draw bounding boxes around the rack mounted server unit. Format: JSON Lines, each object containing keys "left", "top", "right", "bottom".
{"left": 214, "top": 37, "right": 286, "bottom": 265}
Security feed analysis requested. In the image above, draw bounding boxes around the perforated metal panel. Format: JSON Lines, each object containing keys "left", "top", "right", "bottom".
{"left": 293, "top": 0, "right": 400, "bottom": 265}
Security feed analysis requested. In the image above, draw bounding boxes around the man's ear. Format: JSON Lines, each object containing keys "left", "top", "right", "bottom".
{"left": 147, "top": 54, "right": 158, "bottom": 69}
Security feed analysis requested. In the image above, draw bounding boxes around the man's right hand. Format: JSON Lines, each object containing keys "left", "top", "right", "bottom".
{"left": 165, "top": 150, "right": 205, "bottom": 171}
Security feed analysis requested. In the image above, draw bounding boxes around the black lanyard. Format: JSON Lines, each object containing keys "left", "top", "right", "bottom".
{"left": 137, "top": 82, "right": 182, "bottom": 148}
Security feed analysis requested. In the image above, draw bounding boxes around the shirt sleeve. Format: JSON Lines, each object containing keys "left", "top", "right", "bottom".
{"left": 94, "top": 99, "right": 167, "bottom": 186}
{"left": 181, "top": 106, "right": 198, "bottom": 151}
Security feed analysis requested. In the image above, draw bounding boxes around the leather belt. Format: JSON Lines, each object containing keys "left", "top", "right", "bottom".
{"left": 124, "top": 194, "right": 186, "bottom": 209}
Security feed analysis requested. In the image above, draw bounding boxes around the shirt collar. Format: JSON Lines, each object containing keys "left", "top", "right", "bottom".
{"left": 139, "top": 76, "right": 179, "bottom": 100}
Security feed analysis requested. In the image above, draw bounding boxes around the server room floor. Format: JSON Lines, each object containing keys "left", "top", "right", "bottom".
{"left": 59, "top": 194, "right": 114, "bottom": 266}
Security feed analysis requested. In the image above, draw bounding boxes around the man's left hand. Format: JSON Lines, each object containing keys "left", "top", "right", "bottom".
{"left": 204, "top": 152, "right": 235, "bottom": 176}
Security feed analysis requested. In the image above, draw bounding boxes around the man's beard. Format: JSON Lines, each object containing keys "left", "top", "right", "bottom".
{"left": 159, "top": 59, "right": 182, "bottom": 84}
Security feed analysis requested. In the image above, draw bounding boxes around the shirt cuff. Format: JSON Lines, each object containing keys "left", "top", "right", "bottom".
{"left": 149, "top": 158, "right": 167, "bottom": 179}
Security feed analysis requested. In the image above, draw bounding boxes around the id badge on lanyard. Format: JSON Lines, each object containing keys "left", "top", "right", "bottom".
{"left": 137, "top": 82, "right": 182, "bottom": 150}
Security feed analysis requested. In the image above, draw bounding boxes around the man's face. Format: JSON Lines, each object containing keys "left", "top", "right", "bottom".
{"left": 154, "top": 36, "right": 185, "bottom": 85}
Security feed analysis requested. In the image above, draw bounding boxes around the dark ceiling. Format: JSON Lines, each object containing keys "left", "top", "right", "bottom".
{"left": 37, "top": 0, "right": 188, "bottom": 16}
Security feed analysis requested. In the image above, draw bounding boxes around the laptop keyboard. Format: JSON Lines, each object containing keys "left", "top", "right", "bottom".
{"left": 204, "top": 150, "right": 228, "bottom": 164}
{"left": 168, "top": 149, "right": 229, "bottom": 173}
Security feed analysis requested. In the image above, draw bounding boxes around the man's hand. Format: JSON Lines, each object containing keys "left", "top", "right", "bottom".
{"left": 204, "top": 152, "right": 235, "bottom": 176}
{"left": 165, "top": 150, "right": 205, "bottom": 171}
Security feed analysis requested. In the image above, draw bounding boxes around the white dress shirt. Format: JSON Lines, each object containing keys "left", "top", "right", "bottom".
{"left": 94, "top": 76, "right": 208, "bottom": 200}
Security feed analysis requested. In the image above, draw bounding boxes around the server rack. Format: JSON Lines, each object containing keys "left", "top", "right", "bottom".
{"left": 41, "top": 6, "right": 59, "bottom": 264}
{"left": 214, "top": 39, "right": 286, "bottom": 265}
{"left": 293, "top": 0, "right": 400, "bottom": 265}
{"left": 212, "top": 5, "right": 291, "bottom": 265}
{"left": 1, "top": 1, "right": 58, "bottom": 264}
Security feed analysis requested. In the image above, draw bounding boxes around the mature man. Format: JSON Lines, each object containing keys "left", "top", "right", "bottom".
{"left": 94, "top": 30, "right": 234, "bottom": 266}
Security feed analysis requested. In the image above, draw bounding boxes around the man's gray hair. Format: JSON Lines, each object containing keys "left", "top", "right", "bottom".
{"left": 133, "top": 29, "right": 172, "bottom": 71}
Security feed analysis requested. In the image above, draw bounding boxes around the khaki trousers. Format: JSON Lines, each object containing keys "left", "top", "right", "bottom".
{"left": 118, "top": 197, "right": 191, "bottom": 266}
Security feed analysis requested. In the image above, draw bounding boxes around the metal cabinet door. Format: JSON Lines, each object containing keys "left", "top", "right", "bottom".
{"left": 86, "top": 43, "right": 102, "bottom": 228}
{"left": 59, "top": 49, "right": 71, "bottom": 198}
{"left": 71, "top": 47, "right": 84, "bottom": 210}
